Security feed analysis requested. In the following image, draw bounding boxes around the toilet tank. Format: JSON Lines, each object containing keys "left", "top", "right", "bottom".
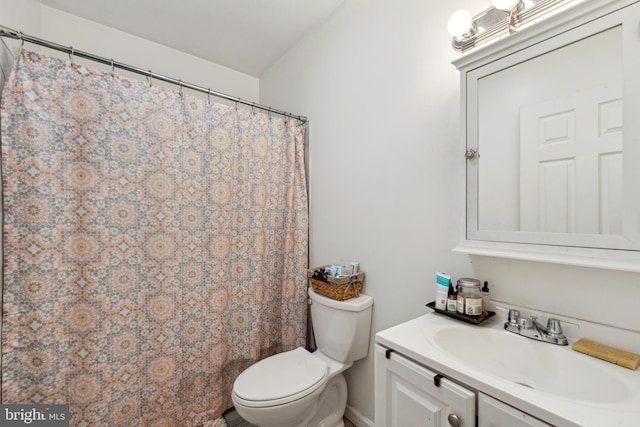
{"left": 308, "top": 287, "right": 373, "bottom": 363}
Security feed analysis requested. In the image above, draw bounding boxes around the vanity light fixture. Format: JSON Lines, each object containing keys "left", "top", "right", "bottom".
{"left": 447, "top": 0, "right": 578, "bottom": 52}
{"left": 492, "top": 0, "right": 520, "bottom": 10}
{"left": 447, "top": 9, "right": 476, "bottom": 40}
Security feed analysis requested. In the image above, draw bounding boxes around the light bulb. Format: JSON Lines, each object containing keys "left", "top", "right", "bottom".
{"left": 492, "top": 0, "right": 520, "bottom": 11}
{"left": 447, "top": 9, "right": 473, "bottom": 38}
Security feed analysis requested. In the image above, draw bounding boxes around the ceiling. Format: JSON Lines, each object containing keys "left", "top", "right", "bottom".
{"left": 41, "top": 0, "right": 345, "bottom": 77}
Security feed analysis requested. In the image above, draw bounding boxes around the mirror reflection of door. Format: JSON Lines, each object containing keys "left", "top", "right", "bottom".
{"left": 520, "top": 84, "right": 623, "bottom": 234}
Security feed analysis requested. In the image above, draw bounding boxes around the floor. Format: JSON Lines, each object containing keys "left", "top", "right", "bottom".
{"left": 223, "top": 409, "right": 255, "bottom": 427}
{"left": 224, "top": 409, "right": 355, "bottom": 427}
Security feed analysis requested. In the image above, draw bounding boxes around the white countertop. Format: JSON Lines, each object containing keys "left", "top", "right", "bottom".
{"left": 376, "top": 310, "right": 640, "bottom": 427}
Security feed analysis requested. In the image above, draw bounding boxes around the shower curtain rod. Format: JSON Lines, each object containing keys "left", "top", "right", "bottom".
{"left": 0, "top": 25, "right": 308, "bottom": 123}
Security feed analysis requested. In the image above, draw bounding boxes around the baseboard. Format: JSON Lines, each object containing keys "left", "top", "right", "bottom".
{"left": 344, "top": 405, "right": 374, "bottom": 427}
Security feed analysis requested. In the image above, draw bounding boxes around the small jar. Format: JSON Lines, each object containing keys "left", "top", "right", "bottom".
{"left": 457, "top": 278, "right": 482, "bottom": 318}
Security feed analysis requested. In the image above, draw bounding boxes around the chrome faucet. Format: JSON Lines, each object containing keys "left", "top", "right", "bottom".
{"left": 504, "top": 309, "right": 568, "bottom": 346}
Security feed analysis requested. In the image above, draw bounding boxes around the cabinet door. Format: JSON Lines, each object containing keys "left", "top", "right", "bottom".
{"left": 478, "top": 393, "right": 552, "bottom": 427}
{"left": 375, "top": 345, "right": 476, "bottom": 427}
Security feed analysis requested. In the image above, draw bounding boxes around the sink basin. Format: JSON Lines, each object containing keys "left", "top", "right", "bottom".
{"left": 428, "top": 325, "right": 630, "bottom": 403}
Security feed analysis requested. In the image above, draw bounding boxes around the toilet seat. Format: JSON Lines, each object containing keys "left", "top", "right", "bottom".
{"left": 232, "top": 347, "right": 328, "bottom": 408}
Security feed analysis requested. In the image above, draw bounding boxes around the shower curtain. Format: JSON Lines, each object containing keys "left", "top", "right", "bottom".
{"left": 0, "top": 49, "right": 308, "bottom": 426}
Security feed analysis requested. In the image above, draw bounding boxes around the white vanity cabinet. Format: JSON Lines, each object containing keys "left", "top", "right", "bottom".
{"left": 478, "top": 393, "right": 552, "bottom": 427}
{"left": 374, "top": 344, "right": 475, "bottom": 427}
{"left": 375, "top": 344, "right": 554, "bottom": 427}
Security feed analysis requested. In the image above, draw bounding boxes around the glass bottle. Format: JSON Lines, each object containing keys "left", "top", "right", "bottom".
{"left": 446, "top": 280, "right": 457, "bottom": 313}
{"left": 458, "top": 278, "right": 482, "bottom": 319}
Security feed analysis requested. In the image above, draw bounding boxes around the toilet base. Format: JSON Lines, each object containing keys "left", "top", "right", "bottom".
{"left": 307, "top": 373, "right": 347, "bottom": 427}
{"left": 233, "top": 373, "right": 348, "bottom": 427}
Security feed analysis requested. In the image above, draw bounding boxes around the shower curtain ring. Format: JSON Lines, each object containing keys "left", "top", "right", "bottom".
{"left": 251, "top": 102, "right": 256, "bottom": 114}
{"left": 18, "top": 31, "right": 24, "bottom": 47}
{"left": 68, "top": 46, "right": 74, "bottom": 63}
{"left": 235, "top": 98, "right": 241, "bottom": 111}
{"left": 110, "top": 59, "right": 115, "bottom": 77}
{"left": 147, "top": 70, "right": 153, "bottom": 87}
{"left": 178, "top": 79, "right": 183, "bottom": 96}
{"left": 207, "top": 89, "right": 211, "bottom": 106}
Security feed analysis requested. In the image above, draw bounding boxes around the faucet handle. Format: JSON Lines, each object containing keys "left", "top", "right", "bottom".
{"left": 519, "top": 316, "right": 534, "bottom": 329}
{"left": 507, "top": 309, "right": 520, "bottom": 325}
{"left": 546, "top": 318, "right": 563, "bottom": 336}
{"left": 546, "top": 318, "right": 579, "bottom": 335}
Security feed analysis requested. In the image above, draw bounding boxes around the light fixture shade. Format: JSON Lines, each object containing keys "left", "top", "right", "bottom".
{"left": 492, "top": 0, "right": 520, "bottom": 10}
{"left": 447, "top": 9, "right": 473, "bottom": 37}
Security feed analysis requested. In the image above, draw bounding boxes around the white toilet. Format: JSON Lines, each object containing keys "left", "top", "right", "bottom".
{"left": 231, "top": 287, "right": 373, "bottom": 427}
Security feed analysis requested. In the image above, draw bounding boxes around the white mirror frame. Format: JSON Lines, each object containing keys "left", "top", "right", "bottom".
{"left": 452, "top": 0, "right": 640, "bottom": 272}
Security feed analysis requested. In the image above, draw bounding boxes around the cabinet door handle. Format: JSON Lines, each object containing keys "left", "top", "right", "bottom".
{"left": 434, "top": 373, "right": 444, "bottom": 387}
{"left": 447, "top": 413, "right": 461, "bottom": 427}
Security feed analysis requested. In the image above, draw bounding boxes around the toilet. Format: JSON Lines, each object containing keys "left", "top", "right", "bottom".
{"left": 231, "top": 287, "right": 373, "bottom": 427}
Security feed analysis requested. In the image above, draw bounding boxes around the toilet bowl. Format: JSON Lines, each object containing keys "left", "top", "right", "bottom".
{"left": 231, "top": 288, "right": 373, "bottom": 427}
{"left": 232, "top": 347, "right": 350, "bottom": 427}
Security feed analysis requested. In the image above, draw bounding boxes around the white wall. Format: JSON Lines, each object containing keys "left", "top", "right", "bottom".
{"left": 40, "top": 6, "right": 259, "bottom": 103}
{"left": 260, "top": 0, "right": 640, "bottom": 424}
{"left": 260, "top": 0, "right": 478, "bottom": 423}
{"left": 0, "top": 0, "right": 42, "bottom": 38}
{"left": 0, "top": 0, "right": 42, "bottom": 87}
{"left": 0, "top": 3, "right": 259, "bottom": 103}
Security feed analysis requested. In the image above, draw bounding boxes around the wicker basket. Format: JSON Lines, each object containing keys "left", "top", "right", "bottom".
{"left": 307, "top": 266, "right": 364, "bottom": 301}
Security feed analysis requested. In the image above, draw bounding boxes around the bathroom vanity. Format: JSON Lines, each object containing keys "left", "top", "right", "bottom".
{"left": 375, "top": 1, "right": 640, "bottom": 423}
{"left": 374, "top": 310, "right": 640, "bottom": 426}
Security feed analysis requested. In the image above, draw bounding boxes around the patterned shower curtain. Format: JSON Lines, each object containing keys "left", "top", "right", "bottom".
{"left": 1, "top": 49, "right": 308, "bottom": 426}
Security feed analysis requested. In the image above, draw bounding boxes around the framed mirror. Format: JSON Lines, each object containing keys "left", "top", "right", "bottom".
{"left": 453, "top": 0, "right": 640, "bottom": 271}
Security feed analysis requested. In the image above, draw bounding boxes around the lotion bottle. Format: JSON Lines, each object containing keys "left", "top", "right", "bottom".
{"left": 435, "top": 272, "right": 450, "bottom": 310}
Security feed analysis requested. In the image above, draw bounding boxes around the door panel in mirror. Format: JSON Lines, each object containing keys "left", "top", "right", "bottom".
{"left": 519, "top": 83, "right": 623, "bottom": 235}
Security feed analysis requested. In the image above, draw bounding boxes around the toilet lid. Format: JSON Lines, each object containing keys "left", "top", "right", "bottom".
{"left": 233, "top": 347, "right": 328, "bottom": 407}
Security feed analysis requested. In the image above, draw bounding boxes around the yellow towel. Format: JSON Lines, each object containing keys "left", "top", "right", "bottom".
{"left": 572, "top": 338, "right": 640, "bottom": 370}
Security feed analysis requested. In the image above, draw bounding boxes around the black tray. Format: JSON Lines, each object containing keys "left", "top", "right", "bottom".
{"left": 426, "top": 301, "right": 495, "bottom": 325}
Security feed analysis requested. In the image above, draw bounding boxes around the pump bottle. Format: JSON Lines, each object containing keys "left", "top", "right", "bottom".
{"left": 481, "top": 281, "right": 490, "bottom": 317}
